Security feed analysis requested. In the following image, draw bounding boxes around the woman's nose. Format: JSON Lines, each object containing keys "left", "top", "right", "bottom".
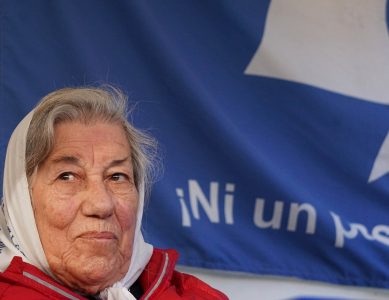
{"left": 81, "top": 180, "right": 114, "bottom": 219}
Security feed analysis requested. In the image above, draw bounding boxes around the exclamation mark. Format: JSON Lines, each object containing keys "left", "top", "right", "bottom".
{"left": 176, "top": 188, "right": 191, "bottom": 227}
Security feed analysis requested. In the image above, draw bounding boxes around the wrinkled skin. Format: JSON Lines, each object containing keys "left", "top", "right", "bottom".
{"left": 30, "top": 121, "right": 138, "bottom": 294}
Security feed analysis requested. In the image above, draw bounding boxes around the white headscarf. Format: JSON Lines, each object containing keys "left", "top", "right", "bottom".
{"left": 0, "top": 111, "right": 153, "bottom": 299}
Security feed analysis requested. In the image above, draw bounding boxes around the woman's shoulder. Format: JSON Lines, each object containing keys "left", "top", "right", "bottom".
{"left": 0, "top": 281, "right": 50, "bottom": 300}
{"left": 0, "top": 256, "right": 86, "bottom": 300}
{"left": 139, "top": 248, "right": 228, "bottom": 300}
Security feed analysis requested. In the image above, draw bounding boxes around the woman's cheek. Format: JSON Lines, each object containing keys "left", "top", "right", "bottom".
{"left": 45, "top": 192, "right": 78, "bottom": 229}
{"left": 117, "top": 201, "right": 138, "bottom": 229}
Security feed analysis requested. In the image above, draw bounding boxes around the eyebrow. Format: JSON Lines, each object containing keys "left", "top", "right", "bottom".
{"left": 106, "top": 156, "right": 132, "bottom": 169}
{"left": 51, "top": 155, "right": 81, "bottom": 166}
{"left": 50, "top": 155, "right": 131, "bottom": 169}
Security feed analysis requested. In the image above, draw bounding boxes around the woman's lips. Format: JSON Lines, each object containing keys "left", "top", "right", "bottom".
{"left": 78, "top": 231, "right": 117, "bottom": 240}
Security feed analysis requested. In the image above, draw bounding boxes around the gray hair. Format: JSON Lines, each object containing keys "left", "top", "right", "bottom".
{"left": 26, "top": 85, "right": 158, "bottom": 195}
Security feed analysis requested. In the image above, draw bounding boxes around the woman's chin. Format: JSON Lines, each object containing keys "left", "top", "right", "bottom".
{"left": 52, "top": 256, "right": 126, "bottom": 295}
{"left": 77, "top": 282, "right": 108, "bottom": 296}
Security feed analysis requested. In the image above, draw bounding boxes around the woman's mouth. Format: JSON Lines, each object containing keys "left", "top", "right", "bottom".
{"left": 78, "top": 231, "right": 117, "bottom": 240}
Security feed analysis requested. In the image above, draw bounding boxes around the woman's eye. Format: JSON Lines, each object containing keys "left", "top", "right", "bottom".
{"left": 111, "top": 173, "right": 129, "bottom": 182}
{"left": 58, "top": 172, "right": 76, "bottom": 181}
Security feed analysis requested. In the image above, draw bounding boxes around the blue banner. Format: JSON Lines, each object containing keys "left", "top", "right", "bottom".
{"left": 1, "top": 0, "right": 389, "bottom": 289}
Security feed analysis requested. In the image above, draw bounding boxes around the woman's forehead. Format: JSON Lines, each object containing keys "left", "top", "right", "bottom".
{"left": 54, "top": 121, "right": 129, "bottom": 145}
{"left": 48, "top": 122, "right": 132, "bottom": 166}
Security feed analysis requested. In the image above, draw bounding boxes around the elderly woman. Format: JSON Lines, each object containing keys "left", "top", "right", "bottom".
{"left": 0, "top": 87, "right": 227, "bottom": 300}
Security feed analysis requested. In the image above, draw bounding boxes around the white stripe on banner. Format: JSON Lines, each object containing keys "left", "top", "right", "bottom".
{"left": 245, "top": 0, "right": 389, "bottom": 105}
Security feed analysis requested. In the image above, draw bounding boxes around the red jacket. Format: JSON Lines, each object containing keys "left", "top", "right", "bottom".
{"left": 0, "top": 248, "right": 228, "bottom": 299}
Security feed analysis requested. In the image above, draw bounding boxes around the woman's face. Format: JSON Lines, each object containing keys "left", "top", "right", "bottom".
{"left": 30, "top": 121, "right": 138, "bottom": 294}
